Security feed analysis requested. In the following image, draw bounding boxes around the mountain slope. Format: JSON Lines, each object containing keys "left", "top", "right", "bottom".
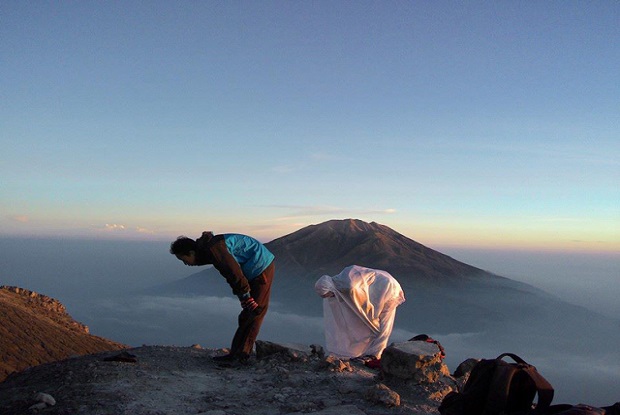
{"left": 266, "top": 219, "right": 491, "bottom": 282}
{"left": 0, "top": 286, "right": 127, "bottom": 382}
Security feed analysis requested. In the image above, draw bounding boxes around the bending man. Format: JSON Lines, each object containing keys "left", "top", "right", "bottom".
{"left": 170, "top": 231, "right": 275, "bottom": 362}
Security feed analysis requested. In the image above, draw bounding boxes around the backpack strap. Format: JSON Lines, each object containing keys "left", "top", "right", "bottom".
{"left": 497, "top": 353, "right": 527, "bottom": 364}
{"left": 521, "top": 365, "right": 554, "bottom": 410}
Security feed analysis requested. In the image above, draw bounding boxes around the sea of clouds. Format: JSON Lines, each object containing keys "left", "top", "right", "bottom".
{"left": 1, "top": 237, "right": 618, "bottom": 406}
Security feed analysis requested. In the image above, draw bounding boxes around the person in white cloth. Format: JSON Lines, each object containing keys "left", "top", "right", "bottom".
{"left": 314, "top": 265, "right": 405, "bottom": 363}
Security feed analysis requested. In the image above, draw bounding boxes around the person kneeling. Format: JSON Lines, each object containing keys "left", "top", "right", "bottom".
{"left": 314, "top": 265, "right": 405, "bottom": 365}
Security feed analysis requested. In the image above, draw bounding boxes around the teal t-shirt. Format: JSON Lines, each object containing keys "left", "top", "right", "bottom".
{"left": 223, "top": 234, "right": 275, "bottom": 280}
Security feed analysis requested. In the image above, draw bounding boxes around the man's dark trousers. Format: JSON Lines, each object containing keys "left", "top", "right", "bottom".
{"left": 230, "top": 262, "right": 275, "bottom": 356}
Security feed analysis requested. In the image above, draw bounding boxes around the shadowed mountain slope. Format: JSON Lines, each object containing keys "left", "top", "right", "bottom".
{"left": 0, "top": 286, "right": 126, "bottom": 382}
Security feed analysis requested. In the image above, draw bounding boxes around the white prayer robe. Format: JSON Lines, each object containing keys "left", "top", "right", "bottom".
{"left": 314, "top": 265, "right": 405, "bottom": 359}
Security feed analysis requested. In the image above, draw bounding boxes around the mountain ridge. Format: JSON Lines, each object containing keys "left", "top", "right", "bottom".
{"left": 0, "top": 286, "right": 126, "bottom": 382}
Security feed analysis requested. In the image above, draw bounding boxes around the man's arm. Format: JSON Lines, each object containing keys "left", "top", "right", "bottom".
{"left": 207, "top": 237, "right": 252, "bottom": 297}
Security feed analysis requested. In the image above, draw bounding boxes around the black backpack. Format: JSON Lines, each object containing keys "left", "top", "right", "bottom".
{"left": 439, "top": 353, "right": 554, "bottom": 415}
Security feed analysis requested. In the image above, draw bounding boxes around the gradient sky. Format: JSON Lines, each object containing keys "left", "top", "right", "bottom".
{"left": 1, "top": 1, "right": 619, "bottom": 251}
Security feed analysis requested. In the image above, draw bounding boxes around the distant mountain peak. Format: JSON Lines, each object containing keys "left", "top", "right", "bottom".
{"left": 266, "top": 219, "right": 490, "bottom": 282}
{"left": 321, "top": 218, "right": 383, "bottom": 233}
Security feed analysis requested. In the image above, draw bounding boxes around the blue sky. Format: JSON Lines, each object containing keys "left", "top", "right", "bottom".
{"left": 1, "top": 1, "right": 619, "bottom": 251}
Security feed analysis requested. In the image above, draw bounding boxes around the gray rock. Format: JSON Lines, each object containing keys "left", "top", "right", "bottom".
{"left": 366, "top": 383, "right": 401, "bottom": 407}
{"left": 319, "top": 355, "right": 352, "bottom": 372}
{"left": 381, "top": 340, "right": 450, "bottom": 383}
{"left": 33, "top": 392, "right": 56, "bottom": 406}
{"left": 255, "top": 340, "right": 312, "bottom": 361}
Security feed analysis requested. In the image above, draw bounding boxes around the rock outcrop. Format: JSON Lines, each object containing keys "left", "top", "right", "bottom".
{"left": 381, "top": 340, "right": 451, "bottom": 383}
{"left": 0, "top": 286, "right": 127, "bottom": 382}
{"left": 0, "top": 286, "right": 89, "bottom": 332}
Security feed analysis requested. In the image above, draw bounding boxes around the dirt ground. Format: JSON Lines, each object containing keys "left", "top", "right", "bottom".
{"left": 0, "top": 345, "right": 447, "bottom": 415}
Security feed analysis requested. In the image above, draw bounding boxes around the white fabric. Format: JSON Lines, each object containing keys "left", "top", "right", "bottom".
{"left": 314, "top": 265, "right": 406, "bottom": 359}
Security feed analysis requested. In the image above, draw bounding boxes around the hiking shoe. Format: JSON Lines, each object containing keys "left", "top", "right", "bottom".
{"left": 103, "top": 351, "right": 138, "bottom": 363}
{"left": 212, "top": 353, "right": 235, "bottom": 362}
{"left": 212, "top": 352, "right": 251, "bottom": 365}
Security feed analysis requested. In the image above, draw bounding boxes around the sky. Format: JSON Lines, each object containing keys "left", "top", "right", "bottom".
{"left": 1, "top": 1, "right": 619, "bottom": 252}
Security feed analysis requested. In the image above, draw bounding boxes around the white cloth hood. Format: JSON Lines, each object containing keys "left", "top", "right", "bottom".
{"left": 314, "top": 265, "right": 405, "bottom": 358}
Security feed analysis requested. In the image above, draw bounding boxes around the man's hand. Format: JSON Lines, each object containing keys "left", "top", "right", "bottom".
{"left": 240, "top": 295, "right": 259, "bottom": 312}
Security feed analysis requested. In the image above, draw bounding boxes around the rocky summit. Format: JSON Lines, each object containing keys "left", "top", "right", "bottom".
{"left": 0, "top": 339, "right": 456, "bottom": 415}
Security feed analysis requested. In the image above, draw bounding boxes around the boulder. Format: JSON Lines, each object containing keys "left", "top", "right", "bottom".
{"left": 255, "top": 340, "right": 313, "bottom": 361}
{"left": 380, "top": 340, "right": 450, "bottom": 383}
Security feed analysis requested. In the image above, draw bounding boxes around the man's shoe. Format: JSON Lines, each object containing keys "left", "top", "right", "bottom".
{"left": 212, "top": 353, "right": 251, "bottom": 365}
{"left": 212, "top": 354, "right": 235, "bottom": 362}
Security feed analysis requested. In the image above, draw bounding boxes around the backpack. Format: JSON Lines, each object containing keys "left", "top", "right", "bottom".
{"left": 439, "top": 353, "right": 554, "bottom": 415}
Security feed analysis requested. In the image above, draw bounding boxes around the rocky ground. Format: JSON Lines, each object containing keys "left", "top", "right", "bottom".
{"left": 0, "top": 342, "right": 456, "bottom": 415}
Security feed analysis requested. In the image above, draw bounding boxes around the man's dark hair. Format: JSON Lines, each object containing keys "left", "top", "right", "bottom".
{"left": 170, "top": 236, "right": 196, "bottom": 255}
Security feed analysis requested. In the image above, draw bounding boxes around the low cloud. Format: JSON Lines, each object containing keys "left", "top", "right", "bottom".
{"left": 9, "top": 215, "right": 29, "bottom": 223}
{"left": 103, "top": 224, "right": 126, "bottom": 231}
{"left": 87, "top": 295, "right": 325, "bottom": 349}
{"left": 97, "top": 223, "right": 156, "bottom": 235}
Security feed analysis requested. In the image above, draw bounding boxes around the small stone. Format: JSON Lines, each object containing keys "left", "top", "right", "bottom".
{"left": 33, "top": 392, "right": 56, "bottom": 406}
{"left": 319, "top": 356, "right": 352, "bottom": 372}
{"left": 366, "top": 383, "right": 401, "bottom": 407}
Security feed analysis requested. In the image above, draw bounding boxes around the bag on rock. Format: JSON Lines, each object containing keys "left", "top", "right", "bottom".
{"left": 410, "top": 334, "right": 446, "bottom": 358}
{"left": 439, "top": 353, "right": 554, "bottom": 415}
